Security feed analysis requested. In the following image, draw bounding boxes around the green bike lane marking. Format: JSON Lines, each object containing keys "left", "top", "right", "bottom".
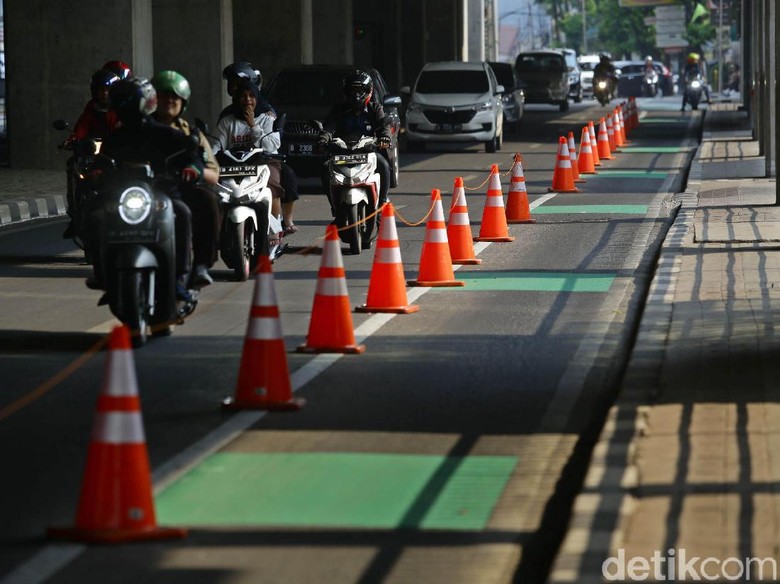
{"left": 428, "top": 272, "right": 616, "bottom": 292}
{"left": 533, "top": 205, "right": 648, "bottom": 215}
{"left": 590, "top": 170, "right": 668, "bottom": 179}
{"left": 618, "top": 146, "right": 687, "bottom": 153}
{"left": 155, "top": 452, "right": 517, "bottom": 530}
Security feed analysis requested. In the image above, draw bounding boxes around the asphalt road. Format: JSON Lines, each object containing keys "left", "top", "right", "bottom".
{"left": 0, "top": 95, "right": 698, "bottom": 583}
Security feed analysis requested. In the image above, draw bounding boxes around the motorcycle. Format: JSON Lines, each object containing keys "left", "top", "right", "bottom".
{"left": 593, "top": 76, "right": 613, "bottom": 106}
{"left": 684, "top": 72, "right": 704, "bottom": 110}
{"left": 312, "top": 121, "right": 381, "bottom": 255}
{"left": 642, "top": 69, "right": 659, "bottom": 97}
{"left": 88, "top": 149, "right": 200, "bottom": 347}
{"left": 52, "top": 119, "right": 102, "bottom": 254}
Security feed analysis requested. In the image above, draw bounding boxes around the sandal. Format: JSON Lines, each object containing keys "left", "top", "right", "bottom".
{"left": 283, "top": 223, "right": 299, "bottom": 235}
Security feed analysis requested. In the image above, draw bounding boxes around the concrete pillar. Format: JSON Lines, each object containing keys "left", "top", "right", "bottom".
{"left": 5, "top": 0, "right": 152, "bottom": 168}
{"left": 313, "top": 0, "right": 352, "bottom": 66}
{"left": 152, "top": 0, "right": 232, "bottom": 129}
{"left": 468, "top": 0, "right": 484, "bottom": 61}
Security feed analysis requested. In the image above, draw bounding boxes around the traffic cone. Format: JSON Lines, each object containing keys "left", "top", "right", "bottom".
{"left": 446, "top": 177, "right": 483, "bottom": 264}
{"left": 474, "top": 165, "right": 515, "bottom": 242}
{"left": 578, "top": 126, "right": 597, "bottom": 175}
{"left": 506, "top": 154, "right": 536, "bottom": 224}
{"left": 589, "top": 121, "right": 601, "bottom": 167}
{"left": 568, "top": 131, "right": 584, "bottom": 183}
{"left": 619, "top": 105, "right": 630, "bottom": 143}
{"left": 547, "top": 136, "right": 578, "bottom": 193}
{"left": 409, "top": 189, "right": 465, "bottom": 287}
{"left": 612, "top": 109, "right": 625, "bottom": 148}
{"left": 606, "top": 114, "right": 618, "bottom": 151}
{"left": 48, "top": 326, "right": 187, "bottom": 543}
{"left": 629, "top": 96, "right": 639, "bottom": 130}
{"left": 223, "top": 256, "right": 304, "bottom": 410}
{"left": 597, "top": 118, "right": 614, "bottom": 160}
{"left": 298, "top": 225, "right": 365, "bottom": 353}
{"left": 356, "top": 203, "right": 420, "bottom": 313}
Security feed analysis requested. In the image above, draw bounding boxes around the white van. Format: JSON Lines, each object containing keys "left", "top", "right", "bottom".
{"left": 578, "top": 54, "right": 601, "bottom": 97}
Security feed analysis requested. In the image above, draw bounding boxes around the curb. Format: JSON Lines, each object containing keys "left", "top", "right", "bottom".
{"left": 547, "top": 119, "right": 705, "bottom": 583}
{"left": 0, "top": 194, "right": 67, "bottom": 226}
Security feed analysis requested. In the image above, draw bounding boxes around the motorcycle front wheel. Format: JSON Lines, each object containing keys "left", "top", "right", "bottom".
{"left": 233, "top": 219, "right": 256, "bottom": 281}
{"left": 345, "top": 203, "right": 362, "bottom": 255}
{"left": 119, "top": 269, "right": 149, "bottom": 348}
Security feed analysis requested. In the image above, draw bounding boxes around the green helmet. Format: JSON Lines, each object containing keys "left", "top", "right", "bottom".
{"left": 151, "top": 70, "right": 191, "bottom": 112}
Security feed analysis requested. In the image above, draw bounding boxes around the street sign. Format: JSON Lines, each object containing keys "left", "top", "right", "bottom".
{"left": 656, "top": 32, "right": 687, "bottom": 48}
{"left": 655, "top": 5, "right": 685, "bottom": 19}
{"left": 655, "top": 19, "right": 685, "bottom": 33}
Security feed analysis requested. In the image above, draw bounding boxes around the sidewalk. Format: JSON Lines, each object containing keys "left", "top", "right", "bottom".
{"left": 0, "top": 169, "right": 66, "bottom": 225}
{"left": 550, "top": 104, "right": 780, "bottom": 582}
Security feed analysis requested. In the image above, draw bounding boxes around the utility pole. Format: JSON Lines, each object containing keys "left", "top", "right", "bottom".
{"left": 582, "top": 0, "right": 587, "bottom": 53}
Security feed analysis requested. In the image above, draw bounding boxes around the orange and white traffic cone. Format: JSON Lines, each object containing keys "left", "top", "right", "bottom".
{"left": 629, "top": 96, "right": 639, "bottom": 130}
{"left": 474, "top": 165, "right": 515, "bottom": 242}
{"left": 578, "top": 126, "right": 597, "bottom": 175}
{"left": 589, "top": 121, "right": 602, "bottom": 167}
{"left": 547, "top": 136, "right": 578, "bottom": 193}
{"left": 298, "top": 225, "right": 365, "bottom": 353}
{"left": 597, "top": 118, "right": 614, "bottom": 160}
{"left": 612, "top": 109, "right": 625, "bottom": 148}
{"left": 606, "top": 114, "right": 618, "bottom": 152}
{"left": 506, "top": 154, "right": 535, "bottom": 224}
{"left": 223, "top": 256, "right": 303, "bottom": 410}
{"left": 356, "top": 203, "right": 420, "bottom": 313}
{"left": 49, "top": 326, "right": 187, "bottom": 543}
{"left": 409, "top": 189, "right": 465, "bottom": 287}
{"left": 619, "top": 105, "right": 630, "bottom": 143}
{"left": 568, "top": 131, "right": 584, "bottom": 183}
{"left": 446, "top": 177, "right": 482, "bottom": 264}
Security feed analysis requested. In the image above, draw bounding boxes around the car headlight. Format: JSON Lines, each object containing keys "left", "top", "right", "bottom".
{"left": 475, "top": 100, "right": 493, "bottom": 112}
{"left": 118, "top": 187, "right": 152, "bottom": 225}
{"left": 407, "top": 102, "right": 423, "bottom": 113}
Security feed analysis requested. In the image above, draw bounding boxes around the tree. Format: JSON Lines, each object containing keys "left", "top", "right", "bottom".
{"left": 593, "top": 0, "right": 655, "bottom": 59}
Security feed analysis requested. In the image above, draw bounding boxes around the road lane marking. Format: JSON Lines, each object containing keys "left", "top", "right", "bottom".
{"left": 533, "top": 205, "right": 648, "bottom": 215}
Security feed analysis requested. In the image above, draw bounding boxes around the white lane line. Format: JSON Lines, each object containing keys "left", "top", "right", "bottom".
{"left": 6, "top": 191, "right": 559, "bottom": 584}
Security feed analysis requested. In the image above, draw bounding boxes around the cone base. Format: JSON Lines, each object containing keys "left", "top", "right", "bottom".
{"left": 296, "top": 344, "right": 366, "bottom": 354}
{"left": 355, "top": 304, "right": 420, "bottom": 314}
{"left": 473, "top": 236, "right": 515, "bottom": 242}
{"left": 451, "top": 258, "right": 482, "bottom": 265}
{"left": 574, "top": 179, "right": 586, "bottom": 183}
{"left": 48, "top": 525, "right": 187, "bottom": 544}
{"left": 580, "top": 170, "right": 598, "bottom": 175}
{"left": 547, "top": 187, "right": 579, "bottom": 193}
{"left": 408, "top": 280, "right": 465, "bottom": 287}
{"left": 507, "top": 219, "right": 536, "bottom": 224}
{"left": 222, "top": 396, "right": 305, "bottom": 411}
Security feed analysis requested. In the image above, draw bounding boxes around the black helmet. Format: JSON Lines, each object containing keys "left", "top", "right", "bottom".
{"left": 90, "top": 69, "right": 120, "bottom": 99}
{"left": 222, "top": 61, "right": 262, "bottom": 96}
{"left": 599, "top": 53, "right": 610, "bottom": 62}
{"left": 343, "top": 69, "right": 373, "bottom": 110}
{"left": 109, "top": 77, "right": 158, "bottom": 126}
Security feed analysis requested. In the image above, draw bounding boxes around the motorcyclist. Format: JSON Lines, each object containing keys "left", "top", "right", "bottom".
{"left": 60, "top": 69, "right": 122, "bottom": 239}
{"left": 593, "top": 54, "right": 617, "bottom": 99}
{"left": 91, "top": 77, "right": 203, "bottom": 300}
{"left": 151, "top": 70, "right": 221, "bottom": 287}
{"left": 317, "top": 69, "right": 392, "bottom": 214}
{"left": 680, "top": 52, "right": 703, "bottom": 111}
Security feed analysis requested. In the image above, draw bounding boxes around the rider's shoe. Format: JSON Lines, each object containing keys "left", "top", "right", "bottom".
{"left": 176, "top": 276, "right": 195, "bottom": 302}
{"left": 85, "top": 275, "right": 104, "bottom": 290}
{"left": 191, "top": 264, "right": 213, "bottom": 287}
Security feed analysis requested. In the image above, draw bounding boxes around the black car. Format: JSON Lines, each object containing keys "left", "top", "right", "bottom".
{"left": 264, "top": 65, "right": 402, "bottom": 187}
{"left": 487, "top": 61, "right": 525, "bottom": 132}
{"left": 614, "top": 60, "right": 675, "bottom": 97}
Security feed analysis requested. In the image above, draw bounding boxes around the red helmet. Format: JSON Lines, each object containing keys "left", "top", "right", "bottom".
{"left": 102, "top": 60, "right": 133, "bottom": 80}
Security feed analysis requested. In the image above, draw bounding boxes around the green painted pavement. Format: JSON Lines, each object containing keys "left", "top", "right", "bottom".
{"left": 534, "top": 205, "right": 648, "bottom": 215}
{"left": 593, "top": 170, "right": 667, "bottom": 179}
{"left": 434, "top": 271, "right": 616, "bottom": 292}
{"left": 639, "top": 118, "right": 686, "bottom": 123}
{"left": 619, "top": 147, "right": 686, "bottom": 153}
{"left": 156, "top": 452, "right": 517, "bottom": 530}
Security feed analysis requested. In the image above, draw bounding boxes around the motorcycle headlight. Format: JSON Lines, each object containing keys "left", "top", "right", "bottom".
{"left": 597, "top": 80, "right": 608, "bottom": 89}
{"left": 475, "top": 100, "right": 493, "bottom": 112}
{"left": 691, "top": 80, "right": 701, "bottom": 89}
{"left": 118, "top": 187, "right": 152, "bottom": 225}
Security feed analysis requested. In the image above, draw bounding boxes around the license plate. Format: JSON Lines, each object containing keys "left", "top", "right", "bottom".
{"left": 107, "top": 228, "right": 158, "bottom": 243}
{"left": 333, "top": 153, "right": 369, "bottom": 165}
{"left": 289, "top": 143, "right": 315, "bottom": 156}
{"left": 220, "top": 165, "right": 257, "bottom": 177}
{"left": 436, "top": 123, "right": 462, "bottom": 133}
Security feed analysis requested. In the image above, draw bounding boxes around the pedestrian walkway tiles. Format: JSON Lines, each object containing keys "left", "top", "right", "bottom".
{"left": 431, "top": 271, "right": 616, "bottom": 292}
{"left": 533, "top": 204, "right": 648, "bottom": 215}
{"left": 156, "top": 452, "right": 517, "bottom": 530}
{"left": 591, "top": 170, "right": 668, "bottom": 179}
{"left": 619, "top": 146, "right": 688, "bottom": 153}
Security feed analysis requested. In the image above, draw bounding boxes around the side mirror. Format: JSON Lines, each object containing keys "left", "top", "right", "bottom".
{"left": 52, "top": 119, "right": 69, "bottom": 131}
{"left": 273, "top": 112, "right": 287, "bottom": 132}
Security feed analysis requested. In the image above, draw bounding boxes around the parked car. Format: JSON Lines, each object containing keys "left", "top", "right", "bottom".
{"left": 402, "top": 61, "right": 505, "bottom": 153}
{"left": 558, "top": 48, "right": 582, "bottom": 102}
{"left": 263, "top": 65, "right": 402, "bottom": 187}
{"left": 577, "top": 54, "right": 600, "bottom": 97}
{"left": 488, "top": 61, "right": 525, "bottom": 132}
{"left": 514, "top": 50, "right": 570, "bottom": 111}
{"left": 614, "top": 60, "right": 675, "bottom": 98}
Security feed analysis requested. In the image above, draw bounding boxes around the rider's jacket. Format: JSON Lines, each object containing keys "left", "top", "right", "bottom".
{"left": 68, "top": 100, "right": 120, "bottom": 142}
{"left": 322, "top": 102, "right": 391, "bottom": 142}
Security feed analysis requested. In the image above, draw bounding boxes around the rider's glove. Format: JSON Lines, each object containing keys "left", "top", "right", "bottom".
{"left": 378, "top": 136, "right": 392, "bottom": 149}
{"left": 180, "top": 164, "right": 202, "bottom": 184}
{"left": 317, "top": 131, "right": 331, "bottom": 146}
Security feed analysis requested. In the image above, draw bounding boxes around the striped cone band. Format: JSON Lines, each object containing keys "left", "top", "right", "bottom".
{"left": 424, "top": 227, "right": 448, "bottom": 244}
{"left": 567, "top": 132, "right": 581, "bottom": 181}
{"left": 246, "top": 316, "right": 283, "bottom": 341}
{"left": 449, "top": 210, "right": 470, "bottom": 226}
{"left": 452, "top": 183, "right": 467, "bottom": 208}
{"left": 580, "top": 128, "right": 592, "bottom": 153}
{"left": 92, "top": 411, "right": 146, "bottom": 444}
{"left": 250, "top": 269, "right": 279, "bottom": 309}
{"left": 589, "top": 121, "right": 601, "bottom": 165}
{"left": 485, "top": 194, "right": 506, "bottom": 207}
{"left": 375, "top": 246, "right": 403, "bottom": 264}
{"left": 315, "top": 272, "right": 349, "bottom": 297}
{"left": 557, "top": 142, "right": 572, "bottom": 168}
{"left": 321, "top": 234, "right": 345, "bottom": 269}
{"left": 378, "top": 205, "right": 400, "bottom": 243}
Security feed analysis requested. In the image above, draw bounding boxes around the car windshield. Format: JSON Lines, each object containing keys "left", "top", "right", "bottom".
{"left": 489, "top": 66, "right": 515, "bottom": 90}
{"left": 562, "top": 52, "right": 577, "bottom": 68}
{"left": 266, "top": 70, "right": 351, "bottom": 106}
{"left": 516, "top": 55, "right": 564, "bottom": 73}
{"left": 579, "top": 61, "right": 596, "bottom": 71}
{"left": 415, "top": 70, "right": 489, "bottom": 94}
